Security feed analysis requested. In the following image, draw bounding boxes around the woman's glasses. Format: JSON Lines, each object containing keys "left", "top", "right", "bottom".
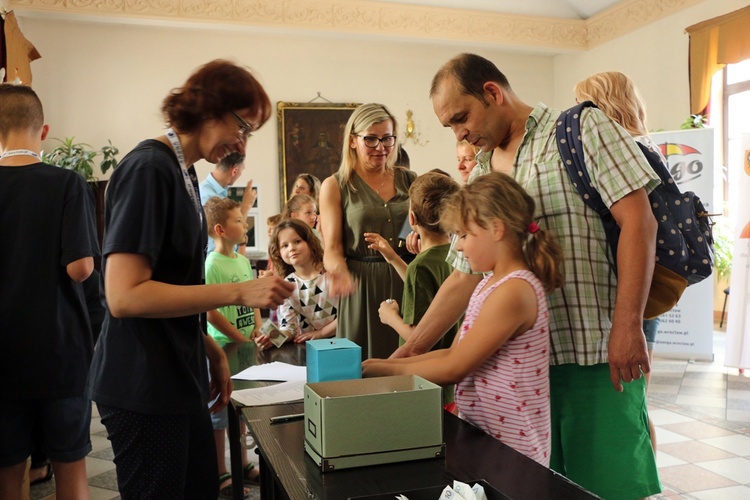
{"left": 355, "top": 134, "right": 397, "bottom": 148}
{"left": 232, "top": 112, "right": 254, "bottom": 139}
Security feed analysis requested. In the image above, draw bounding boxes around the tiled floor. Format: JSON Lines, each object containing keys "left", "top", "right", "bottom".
{"left": 30, "top": 329, "right": 750, "bottom": 500}
{"left": 649, "top": 330, "right": 750, "bottom": 499}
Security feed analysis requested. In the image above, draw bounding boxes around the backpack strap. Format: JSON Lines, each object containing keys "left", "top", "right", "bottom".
{"left": 555, "top": 101, "right": 620, "bottom": 268}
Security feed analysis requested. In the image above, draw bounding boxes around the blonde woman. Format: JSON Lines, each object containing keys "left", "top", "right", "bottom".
{"left": 575, "top": 70, "right": 664, "bottom": 453}
{"left": 319, "top": 103, "right": 416, "bottom": 359}
{"left": 456, "top": 139, "right": 479, "bottom": 183}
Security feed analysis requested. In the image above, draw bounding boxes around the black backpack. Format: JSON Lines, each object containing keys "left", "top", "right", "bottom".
{"left": 555, "top": 101, "right": 714, "bottom": 318}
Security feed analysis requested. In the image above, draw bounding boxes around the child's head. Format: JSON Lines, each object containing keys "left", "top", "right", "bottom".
{"left": 0, "top": 84, "right": 44, "bottom": 140}
{"left": 269, "top": 219, "right": 324, "bottom": 276}
{"left": 203, "top": 196, "right": 247, "bottom": 246}
{"left": 442, "top": 172, "right": 564, "bottom": 292}
{"left": 283, "top": 194, "right": 317, "bottom": 229}
{"left": 408, "top": 172, "right": 459, "bottom": 236}
{"left": 292, "top": 173, "right": 321, "bottom": 201}
{"left": 574, "top": 71, "right": 648, "bottom": 137}
{"left": 267, "top": 213, "right": 282, "bottom": 238}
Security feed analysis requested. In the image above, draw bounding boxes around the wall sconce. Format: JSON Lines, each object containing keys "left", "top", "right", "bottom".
{"left": 404, "top": 110, "right": 428, "bottom": 146}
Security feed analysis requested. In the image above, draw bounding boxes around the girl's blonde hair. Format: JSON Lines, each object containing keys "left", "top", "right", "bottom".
{"left": 456, "top": 139, "right": 480, "bottom": 155}
{"left": 442, "top": 172, "right": 564, "bottom": 293}
{"left": 268, "top": 219, "right": 324, "bottom": 277}
{"left": 574, "top": 71, "right": 648, "bottom": 137}
{"left": 282, "top": 194, "right": 316, "bottom": 220}
{"left": 337, "top": 103, "right": 399, "bottom": 190}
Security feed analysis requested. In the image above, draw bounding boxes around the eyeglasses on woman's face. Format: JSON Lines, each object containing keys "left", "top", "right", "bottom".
{"left": 355, "top": 134, "right": 397, "bottom": 149}
{"left": 231, "top": 112, "right": 254, "bottom": 140}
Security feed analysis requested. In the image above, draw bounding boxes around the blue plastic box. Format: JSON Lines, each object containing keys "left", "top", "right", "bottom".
{"left": 306, "top": 338, "right": 362, "bottom": 383}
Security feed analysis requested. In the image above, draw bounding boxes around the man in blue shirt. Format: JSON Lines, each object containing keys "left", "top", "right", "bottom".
{"left": 200, "top": 152, "right": 256, "bottom": 252}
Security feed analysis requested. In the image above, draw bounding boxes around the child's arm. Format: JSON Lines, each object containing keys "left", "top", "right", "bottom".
{"left": 363, "top": 279, "right": 537, "bottom": 386}
{"left": 364, "top": 233, "right": 407, "bottom": 281}
{"left": 378, "top": 300, "right": 415, "bottom": 341}
{"left": 294, "top": 318, "right": 337, "bottom": 343}
{"left": 250, "top": 307, "right": 262, "bottom": 339}
{"left": 204, "top": 334, "right": 232, "bottom": 413}
{"left": 66, "top": 256, "right": 94, "bottom": 283}
{"left": 207, "top": 309, "right": 252, "bottom": 343}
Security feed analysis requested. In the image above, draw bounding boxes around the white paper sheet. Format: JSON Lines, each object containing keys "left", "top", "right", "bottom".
{"left": 231, "top": 361, "right": 307, "bottom": 382}
{"left": 231, "top": 380, "right": 305, "bottom": 407}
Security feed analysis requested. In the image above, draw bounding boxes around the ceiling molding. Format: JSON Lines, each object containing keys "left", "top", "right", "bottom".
{"left": 586, "top": 0, "right": 704, "bottom": 48}
{"left": 7, "top": 0, "right": 703, "bottom": 51}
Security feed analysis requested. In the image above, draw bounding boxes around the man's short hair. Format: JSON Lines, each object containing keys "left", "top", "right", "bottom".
{"left": 217, "top": 152, "right": 245, "bottom": 172}
{"left": 430, "top": 53, "right": 511, "bottom": 106}
{"left": 0, "top": 84, "right": 44, "bottom": 138}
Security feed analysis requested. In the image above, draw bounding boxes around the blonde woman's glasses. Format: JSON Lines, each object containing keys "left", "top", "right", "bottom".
{"left": 356, "top": 135, "right": 397, "bottom": 148}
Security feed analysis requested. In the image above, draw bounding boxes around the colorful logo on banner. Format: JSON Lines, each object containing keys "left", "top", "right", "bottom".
{"left": 658, "top": 143, "right": 704, "bottom": 185}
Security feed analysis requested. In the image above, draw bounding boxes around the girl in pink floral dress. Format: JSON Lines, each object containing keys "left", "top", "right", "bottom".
{"left": 362, "top": 172, "right": 563, "bottom": 466}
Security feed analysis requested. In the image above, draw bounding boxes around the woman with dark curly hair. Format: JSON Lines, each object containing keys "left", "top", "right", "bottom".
{"left": 87, "top": 60, "right": 294, "bottom": 499}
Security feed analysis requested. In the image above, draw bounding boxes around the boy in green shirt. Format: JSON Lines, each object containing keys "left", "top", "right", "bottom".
{"left": 364, "top": 171, "right": 460, "bottom": 400}
{"left": 203, "top": 196, "right": 261, "bottom": 494}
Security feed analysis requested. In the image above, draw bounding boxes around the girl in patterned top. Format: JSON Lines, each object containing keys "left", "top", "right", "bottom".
{"left": 255, "top": 219, "right": 337, "bottom": 348}
{"left": 363, "top": 172, "right": 563, "bottom": 466}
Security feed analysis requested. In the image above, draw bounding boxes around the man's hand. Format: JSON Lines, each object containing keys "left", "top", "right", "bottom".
{"left": 238, "top": 275, "right": 294, "bottom": 309}
{"left": 608, "top": 320, "right": 649, "bottom": 392}
{"left": 240, "top": 179, "right": 257, "bottom": 215}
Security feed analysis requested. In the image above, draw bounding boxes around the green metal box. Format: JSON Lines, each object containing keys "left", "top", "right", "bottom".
{"left": 303, "top": 375, "right": 445, "bottom": 472}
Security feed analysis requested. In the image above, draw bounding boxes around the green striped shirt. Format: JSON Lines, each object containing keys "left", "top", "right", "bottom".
{"left": 447, "top": 103, "right": 659, "bottom": 366}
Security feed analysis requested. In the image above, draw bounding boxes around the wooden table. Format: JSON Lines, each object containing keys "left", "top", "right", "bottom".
{"left": 241, "top": 403, "right": 599, "bottom": 500}
{"left": 225, "top": 341, "right": 306, "bottom": 500}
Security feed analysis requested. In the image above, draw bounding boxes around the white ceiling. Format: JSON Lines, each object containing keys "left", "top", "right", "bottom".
{"left": 371, "top": 0, "right": 624, "bottom": 19}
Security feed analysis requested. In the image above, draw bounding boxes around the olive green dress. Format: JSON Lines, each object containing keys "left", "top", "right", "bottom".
{"left": 335, "top": 167, "right": 416, "bottom": 359}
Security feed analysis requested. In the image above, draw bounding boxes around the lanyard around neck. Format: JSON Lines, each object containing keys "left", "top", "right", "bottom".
{"left": 165, "top": 128, "right": 203, "bottom": 223}
{"left": 0, "top": 149, "right": 42, "bottom": 161}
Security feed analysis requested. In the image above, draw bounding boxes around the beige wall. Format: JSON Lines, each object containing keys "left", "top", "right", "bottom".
{"left": 17, "top": 0, "right": 742, "bottom": 272}
{"left": 552, "top": 0, "right": 749, "bottom": 131}
{"left": 21, "top": 15, "right": 552, "bottom": 243}
{"left": 552, "top": 0, "right": 748, "bottom": 312}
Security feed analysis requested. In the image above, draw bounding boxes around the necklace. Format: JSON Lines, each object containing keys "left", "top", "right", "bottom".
{"left": 0, "top": 149, "right": 41, "bottom": 161}
{"left": 367, "top": 169, "right": 390, "bottom": 195}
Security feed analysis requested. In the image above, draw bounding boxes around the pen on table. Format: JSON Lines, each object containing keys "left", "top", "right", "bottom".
{"left": 270, "top": 413, "right": 305, "bottom": 424}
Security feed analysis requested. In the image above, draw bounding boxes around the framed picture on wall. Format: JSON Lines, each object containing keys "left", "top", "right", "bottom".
{"left": 277, "top": 101, "right": 360, "bottom": 205}
{"left": 245, "top": 214, "right": 259, "bottom": 252}
{"left": 227, "top": 185, "right": 259, "bottom": 209}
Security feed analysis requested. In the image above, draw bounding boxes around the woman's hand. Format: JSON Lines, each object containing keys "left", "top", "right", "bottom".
{"left": 327, "top": 266, "right": 356, "bottom": 298}
{"left": 204, "top": 336, "right": 232, "bottom": 413}
{"left": 378, "top": 299, "right": 400, "bottom": 327}
{"left": 238, "top": 275, "right": 294, "bottom": 309}
{"left": 364, "top": 233, "right": 398, "bottom": 262}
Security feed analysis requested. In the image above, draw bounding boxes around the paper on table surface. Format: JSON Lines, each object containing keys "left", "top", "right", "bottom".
{"left": 232, "top": 361, "right": 307, "bottom": 382}
{"left": 231, "top": 380, "right": 304, "bottom": 407}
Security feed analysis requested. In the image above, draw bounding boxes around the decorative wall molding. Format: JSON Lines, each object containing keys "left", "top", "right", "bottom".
{"left": 587, "top": 0, "right": 704, "bottom": 47}
{"left": 7, "top": 0, "right": 704, "bottom": 51}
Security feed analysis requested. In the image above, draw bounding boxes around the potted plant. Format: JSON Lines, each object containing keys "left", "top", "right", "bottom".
{"left": 43, "top": 137, "right": 119, "bottom": 182}
{"left": 43, "top": 137, "right": 120, "bottom": 268}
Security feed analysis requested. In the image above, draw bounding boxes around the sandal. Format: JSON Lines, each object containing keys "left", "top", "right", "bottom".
{"left": 218, "top": 472, "right": 250, "bottom": 499}
{"left": 29, "top": 462, "right": 54, "bottom": 487}
{"left": 243, "top": 463, "right": 260, "bottom": 486}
